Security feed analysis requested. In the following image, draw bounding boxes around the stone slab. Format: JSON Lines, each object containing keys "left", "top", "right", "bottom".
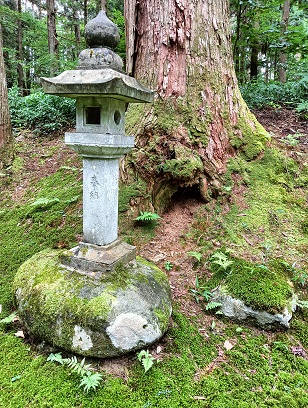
{"left": 61, "top": 240, "right": 136, "bottom": 277}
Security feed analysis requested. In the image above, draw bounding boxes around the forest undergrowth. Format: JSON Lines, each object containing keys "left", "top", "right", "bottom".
{"left": 0, "top": 108, "right": 307, "bottom": 407}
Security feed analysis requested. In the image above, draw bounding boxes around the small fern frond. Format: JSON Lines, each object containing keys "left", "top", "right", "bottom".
{"left": 79, "top": 372, "right": 103, "bottom": 393}
{"left": 206, "top": 301, "right": 222, "bottom": 310}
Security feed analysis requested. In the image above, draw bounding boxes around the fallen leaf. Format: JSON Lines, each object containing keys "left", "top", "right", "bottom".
{"left": 156, "top": 345, "right": 162, "bottom": 354}
{"left": 15, "top": 330, "right": 25, "bottom": 338}
{"left": 224, "top": 340, "right": 234, "bottom": 351}
{"left": 291, "top": 346, "right": 307, "bottom": 359}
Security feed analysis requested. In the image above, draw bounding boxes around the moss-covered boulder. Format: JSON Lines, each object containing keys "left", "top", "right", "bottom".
{"left": 206, "top": 253, "right": 297, "bottom": 329}
{"left": 13, "top": 250, "right": 172, "bottom": 357}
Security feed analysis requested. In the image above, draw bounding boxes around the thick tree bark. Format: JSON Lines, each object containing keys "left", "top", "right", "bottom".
{"left": 279, "top": 0, "right": 290, "bottom": 83}
{"left": 124, "top": 0, "right": 268, "bottom": 213}
{"left": 46, "top": 0, "right": 59, "bottom": 75}
{"left": 0, "top": 26, "right": 14, "bottom": 168}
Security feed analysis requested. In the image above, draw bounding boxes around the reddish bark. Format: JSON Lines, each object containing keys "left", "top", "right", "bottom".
{"left": 124, "top": 0, "right": 267, "bottom": 212}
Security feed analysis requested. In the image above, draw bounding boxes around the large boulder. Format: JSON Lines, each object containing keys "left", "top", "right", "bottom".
{"left": 13, "top": 250, "right": 172, "bottom": 357}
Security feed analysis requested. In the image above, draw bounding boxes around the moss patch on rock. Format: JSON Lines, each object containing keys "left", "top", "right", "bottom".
{"left": 207, "top": 252, "right": 294, "bottom": 314}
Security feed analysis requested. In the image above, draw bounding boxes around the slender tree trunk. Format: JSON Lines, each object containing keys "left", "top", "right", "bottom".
{"left": 124, "top": 0, "right": 268, "bottom": 213}
{"left": 17, "top": 0, "right": 25, "bottom": 94}
{"left": 0, "top": 26, "right": 14, "bottom": 168}
{"left": 279, "top": 0, "right": 290, "bottom": 83}
{"left": 84, "top": 0, "right": 88, "bottom": 25}
{"left": 46, "top": 0, "right": 59, "bottom": 75}
{"left": 73, "top": 7, "right": 81, "bottom": 52}
{"left": 250, "top": 43, "right": 258, "bottom": 80}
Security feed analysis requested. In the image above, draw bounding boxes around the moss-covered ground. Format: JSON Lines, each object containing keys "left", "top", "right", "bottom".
{"left": 0, "top": 132, "right": 308, "bottom": 407}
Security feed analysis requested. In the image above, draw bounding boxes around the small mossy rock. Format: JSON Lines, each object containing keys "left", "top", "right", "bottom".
{"left": 13, "top": 250, "right": 172, "bottom": 357}
{"left": 211, "top": 286, "right": 297, "bottom": 329}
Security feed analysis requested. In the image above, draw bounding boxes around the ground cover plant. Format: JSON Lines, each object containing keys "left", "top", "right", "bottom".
{"left": 0, "top": 108, "right": 308, "bottom": 406}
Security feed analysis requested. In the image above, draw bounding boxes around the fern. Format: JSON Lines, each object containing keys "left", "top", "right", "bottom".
{"left": 135, "top": 211, "right": 161, "bottom": 222}
{"left": 79, "top": 372, "right": 104, "bottom": 393}
{"left": 206, "top": 301, "right": 222, "bottom": 310}
{"left": 47, "top": 353, "right": 103, "bottom": 393}
{"left": 296, "top": 300, "right": 308, "bottom": 309}
{"left": 63, "top": 356, "right": 92, "bottom": 376}
{"left": 47, "top": 352, "right": 64, "bottom": 364}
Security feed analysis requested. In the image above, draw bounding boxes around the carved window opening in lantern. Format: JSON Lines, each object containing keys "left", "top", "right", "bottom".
{"left": 85, "top": 106, "right": 101, "bottom": 125}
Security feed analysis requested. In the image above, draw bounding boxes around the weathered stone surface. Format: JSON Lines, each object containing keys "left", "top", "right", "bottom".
{"left": 41, "top": 69, "right": 154, "bottom": 103}
{"left": 62, "top": 240, "right": 136, "bottom": 276}
{"left": 13, "top": 250, "right": 172, "bottom": 357}
{"left": 84, "top": 11, "right": 120, "bottom": 49}
{"left": 211, "top": 286, "right": 297, "bottom": 329}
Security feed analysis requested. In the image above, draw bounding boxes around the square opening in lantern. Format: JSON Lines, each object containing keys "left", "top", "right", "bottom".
{"left": 85, "top": 106, "right": 101, "bottom": 125}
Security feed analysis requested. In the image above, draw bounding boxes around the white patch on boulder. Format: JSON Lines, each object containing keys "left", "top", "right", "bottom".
{"left": 106, "top": 312, "right": 161, "bottom": 350}
{"left": 72, "top": 325, "right": 93, "bottom": 351}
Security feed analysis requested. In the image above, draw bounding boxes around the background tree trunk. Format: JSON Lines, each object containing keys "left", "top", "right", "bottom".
{"left": 46, "top": 0, "right": 59, "bottom": 75}
{"left": 123, "top": 0, "right": 268, "bottom": 213}
{"left": 17, "top": 0, "right": 25, "bottom": 94}
{"left": 279, "top": 0, "right": 290, "bottom": 83}
{"left": 0, "top": 26, "right": 14, "bottom": 168}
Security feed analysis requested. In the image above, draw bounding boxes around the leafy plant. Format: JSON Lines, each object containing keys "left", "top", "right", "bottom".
{"left": 190, "top": 276, "right": 213, "bottom": 303}
{"left": 164, "top": 261, "right": 173, "bottom": 271}
{"left": 30, "top": 197, "right": 60, "bottom": 211}
{"left": 292, "top": 271, "right": 308, "bottom": 287}
{"left": 137, "top": 350, "right": 154, "bottom": 373}
{"left": 134, "top": 211, "right": 161, "bottom": 223}
{"left": 210, "top": 251, "right": 234, "bottom": 272}
{"left": 187, "top": 251, "right": 203, "bottom": 263}
{"left": 47, "top": 353, "right": 103, "bottom": 393}
{"left": 0, "top": 311, "right": 17, "bottom": 324}
{"left": 282, "top": 133, "right": 303, "bottom": 147}
{"left": 205, "top": 301, "right": 222, "bottom": 311}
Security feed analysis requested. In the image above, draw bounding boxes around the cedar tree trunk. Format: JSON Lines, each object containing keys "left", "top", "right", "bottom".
{"left": 279, "top": 0, "right": 290, "bottom": 83}
{"left": 123, "top": 0, "right": 268, "bottom": 213}
{"left": 46, "top": 0, "right": 59, "bottom": 75}
{"left": 0, "top": 26, "right": 14, "bottom": 168}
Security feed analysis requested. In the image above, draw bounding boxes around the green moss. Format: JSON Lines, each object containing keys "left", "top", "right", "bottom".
{"left": 118, "top": 179, "right": 148, "bottom": 213}
{"left": 162, "top": 145, "right": 203, "bottom": 179}
{"left": 230, "top": 110, "right": 270, "bottom": 160}
{"left": 207, "top": 254, "right": 293, "bottom": 313}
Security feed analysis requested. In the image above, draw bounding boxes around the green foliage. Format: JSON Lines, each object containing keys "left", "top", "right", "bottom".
{"left": 137, "top": 350, "right": 154, "bottom": 373}
{"left": 47, "top": 353, "right": 104, "bottom": 393}
{"left": 135, "top": 211, "right": 161, "bottom": 223}
{"left": 8, "top": 87, "right": 76, "bottom": 135}
{"left": 187, "top": 251, "right": 203, "bottom": 263}
{"left": 240, "top": 78, "right": 308, "bottom": 109}
{"left": 205, "top": 301, "right": 222, "bottom": 311}
{"left": 190, "top": 275, "right": 213, "bottom": 303}
{"left": 0, "top": 312, "right": 17, "bottom": 325}
{"left": 164, "top": 261, "right": 173, "bottom": 271}
{"left": 296, "top": 101, "right": 308, "bottom": 119}
{"left": 210, "top": 251, "right": 234, "bottom": 272}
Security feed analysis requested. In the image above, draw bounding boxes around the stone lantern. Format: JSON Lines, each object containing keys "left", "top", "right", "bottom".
{"left": 40, "top": 10, "right": 153, "bottom": 271}
{"left": 13, "top": 11, "right": 172, "bottom": 358}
